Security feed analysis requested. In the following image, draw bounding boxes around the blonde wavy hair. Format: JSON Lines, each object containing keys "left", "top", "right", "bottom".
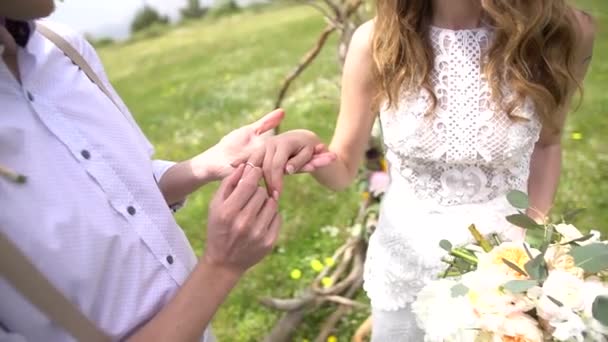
{"left": 371, "top": 0, "right": 584, "bottom": 131}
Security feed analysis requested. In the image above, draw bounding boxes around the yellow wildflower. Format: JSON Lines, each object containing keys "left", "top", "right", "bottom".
{"left": 322, "top": 277, "right": 334, "bottom": 288}
{"left": 310, "top": 259, "right": 324, "bottom": 272}
{"left": 571, "top": 132, "right": 583, "bottom": 140}
{"left": 290, "top": 269, "right": 302, "bottom": 280}
{"left": 327, "top": 335, "right": 338, "bottom": 342}
{"left": 324, "top": 257, "right": 335, "bottom": 267}
{"left": 361, "top": 191, "right": 370, "bottom": 201}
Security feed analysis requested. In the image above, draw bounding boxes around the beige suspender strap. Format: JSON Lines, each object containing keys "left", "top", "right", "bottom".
{"left": 0, "top": 233, "right": 110, "bottom": 342}
{"left": 35, "top": 22, "right": 126, "bottom": 118}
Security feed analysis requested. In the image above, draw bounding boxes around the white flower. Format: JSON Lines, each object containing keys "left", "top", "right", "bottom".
{"left": 550, "top": 311, "right": 586, "bottom": 342}
{"left": 554, "top": 224, "right": 600, "bottom": 246}
{"left": 554, "top": 223, "right": 584, "bottom": 242}
{"left": 536, "top": 270, "right": 588, "bottom": 341}
{"left": 413, "top": 279, "right": 477, "bottom": 342}
{"left": 495, "top": 314, "right": 544, "bottom": 342}
{"left": 476, "top": 242, "right": 539, "bottom": 279}
{"left": 540, "top": 270, "right": 585, "bottom": 314}
{"left": 459, "top": 271, "right": 535, "bottom": 333}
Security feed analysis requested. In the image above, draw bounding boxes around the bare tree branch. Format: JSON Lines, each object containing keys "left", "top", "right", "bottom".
{"left": 274, "top": 24, "right": 337, "bottom": 111}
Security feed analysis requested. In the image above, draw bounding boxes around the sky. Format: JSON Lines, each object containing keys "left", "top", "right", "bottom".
{"left": 49, "top": 0, "right": 210, "bottom": 40}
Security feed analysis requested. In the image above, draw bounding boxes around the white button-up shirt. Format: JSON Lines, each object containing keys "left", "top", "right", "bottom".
{"left": 0, "top": 21, "right": 212, "bottom": 341}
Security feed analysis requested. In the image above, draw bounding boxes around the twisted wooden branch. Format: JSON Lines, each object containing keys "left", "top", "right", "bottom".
{"left": 274, "top": 24, "right": 337, "bottom": 110}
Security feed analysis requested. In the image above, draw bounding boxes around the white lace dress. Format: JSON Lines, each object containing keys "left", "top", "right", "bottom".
{"left": 363, "top": 26, "right": 542, "bottom": 340}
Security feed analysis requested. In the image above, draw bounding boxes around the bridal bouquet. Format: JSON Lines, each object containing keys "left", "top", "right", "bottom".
{"left": 412, "top": 191, "right": 608, "bottom": 342}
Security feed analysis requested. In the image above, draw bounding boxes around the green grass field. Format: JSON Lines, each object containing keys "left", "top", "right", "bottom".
{"left": 98, "top": 1, "right": 607, "bottom": 340}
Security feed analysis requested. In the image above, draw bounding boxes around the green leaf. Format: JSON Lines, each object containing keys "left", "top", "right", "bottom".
{"left": 503, "top": 280, "right": 538, "bottom": 294}
{"left": 540, "top": 225, "right": 554, "bottom": 254}
{"left": 507, "top": 190, "right": 529, "bottom": 209}
{"left": 525, "top": 254, "right": 548, "bottom": 281}
{"left": 506, "top": 214, "right": 542, "bottom": 230}
{"left": 563, "top": 208, "right": 586, "bottom": 223}
{"left": 592, "top": 295, "right": 608, "bottom": 326}
{"left": 439, "top": 240, "right": 453, "bottom": 252}
{"left": 451, "top": 283, "right": 469, "bottom": 297}
{"left": 502, "top": 258, "right": 528, "bottom": 277}
{"left": 570, "top": 243, "right": 608, "bottom": 273}
{"left": 526, "top": 229, "right": 546, "bottom": 249}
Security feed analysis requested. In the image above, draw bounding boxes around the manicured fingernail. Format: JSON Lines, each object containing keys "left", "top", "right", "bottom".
{"left": 285, "top": 165, "right": 295, "bottom": 174}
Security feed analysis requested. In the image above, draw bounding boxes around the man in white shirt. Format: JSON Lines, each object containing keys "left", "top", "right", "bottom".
{"left": 0, "top": 1, "right": 334, "bottom": 341}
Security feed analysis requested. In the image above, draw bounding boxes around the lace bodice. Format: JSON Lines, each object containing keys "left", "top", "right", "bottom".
{"left": 380, "top": 26, "right": 542, "bottom": 206}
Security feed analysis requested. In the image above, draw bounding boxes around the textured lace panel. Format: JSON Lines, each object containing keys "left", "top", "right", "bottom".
{"left": 380, "top": 26, "right": 542, "bottom": 206}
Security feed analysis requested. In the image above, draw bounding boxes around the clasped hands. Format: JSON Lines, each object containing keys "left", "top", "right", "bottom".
{"left": 195, "top": 108, "right": 336, "bottom": 198}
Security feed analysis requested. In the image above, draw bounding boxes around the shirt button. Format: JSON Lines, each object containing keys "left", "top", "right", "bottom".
{"left": 166, "top": 255, "right": 174, "bottom": 265}
{"left": 127, "top": 206, "right": 136, "bottom": 215}
{"left": 81, "top": 150, "right": 91, "bottom": 160}
{"left": 26, "top": 91, "right": 34, "bottom": 102}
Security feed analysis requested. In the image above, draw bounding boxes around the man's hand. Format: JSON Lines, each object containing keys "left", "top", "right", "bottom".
{"left": 203, "top": 164, "right": 281, "bottom": 276}
{"left": 129, "top": 165, "right": 281, "bottom": 342}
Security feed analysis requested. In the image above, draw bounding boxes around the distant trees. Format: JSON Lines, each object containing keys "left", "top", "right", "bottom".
{"left": 131, "top": 5, "right": 169, "bottom": 34}
{"left": 181, "top": 0, "right": 208, "bottom": 20}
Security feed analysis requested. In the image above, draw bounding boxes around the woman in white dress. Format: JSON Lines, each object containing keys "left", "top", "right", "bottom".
{"left": 245, "top": 0, "right": 596, "bottom": 340}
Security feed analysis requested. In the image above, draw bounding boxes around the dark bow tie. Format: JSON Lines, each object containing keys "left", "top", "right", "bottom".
{"left": 4, "top": 19, "right": 31, "bottom": 47}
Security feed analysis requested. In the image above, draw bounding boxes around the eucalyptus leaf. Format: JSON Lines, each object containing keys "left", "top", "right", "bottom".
{"left": 525, "top": 254, "right": 548, "bottom": 281}
{"left": 502, "top": 258, "right": 528, "bottom": 277}
{"left": 451, "top": 283, "right": 469, "bottom": 298}
{"left": 506, "top": 214, "right": 542, "bottom": 230}
{"left": 592, "top": 295, "right": 608, "bottom": 326}
{"left": 526, "top": 229, "right": 546, "bottom": 249}
{"left": 540, "top": 225, "right": 554, "bottom": 254}
{"left": 439, "top": 240, "right": 453, "bottom": 252}
{"left": 506, "top": 190, "right": 529, "bottom": 209}
{"left": 570, "top": 243, "right": 608, "bottom": 273}
{"left": 503, "top": 280, "right": 538, "bottom": 294}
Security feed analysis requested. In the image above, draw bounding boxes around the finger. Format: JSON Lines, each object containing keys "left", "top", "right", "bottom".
{"left": 262, "top": 143, "right": 278, "bottom": 198}
{"left": 252, "top": 108, "right": 285, "bottom": 135}
{"left": 225, "top": 166, "right": 263, "bottom": 209}
{"left": 247, "top": 147, "right": 265, "bottom": 168}
{"left": 270, "top": 146, "right": 291, "bottom": 195}
{"left": 239, "top": 187, "right": 268, "bottom": 224}
{"left": 252, "top": 197, "right": 278, "bottom": 238}
{"left": 230, "top": 152, "right": 249, "bottom": 168}
{"left": 264, "top": 212, "right": 282, "bottom": 248}
{"left": 309, "top": 152, "right": 337, "bottom": 167}
{"left": 284, "top": 146, "right": 313, "bottom": 175}
{"left": 314, "top": 143, "right": 328, "bottom": 154}
{"left": 295, "top": 152, "right": 336, "bottom": 173}
{"left": 219, "top": 164, "right": 246, "bottom": 200}
{"left": 299, "top": 164, "right": 315, "bottom": 173}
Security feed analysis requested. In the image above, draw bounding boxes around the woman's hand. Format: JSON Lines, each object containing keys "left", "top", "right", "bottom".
{"left": 231, "top": 129, "right": 336, "bottom": 197}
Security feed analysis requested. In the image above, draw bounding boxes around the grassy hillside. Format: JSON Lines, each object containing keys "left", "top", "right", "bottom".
{"left": 98, "top": 2, "right": 607, "bottom": 340}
